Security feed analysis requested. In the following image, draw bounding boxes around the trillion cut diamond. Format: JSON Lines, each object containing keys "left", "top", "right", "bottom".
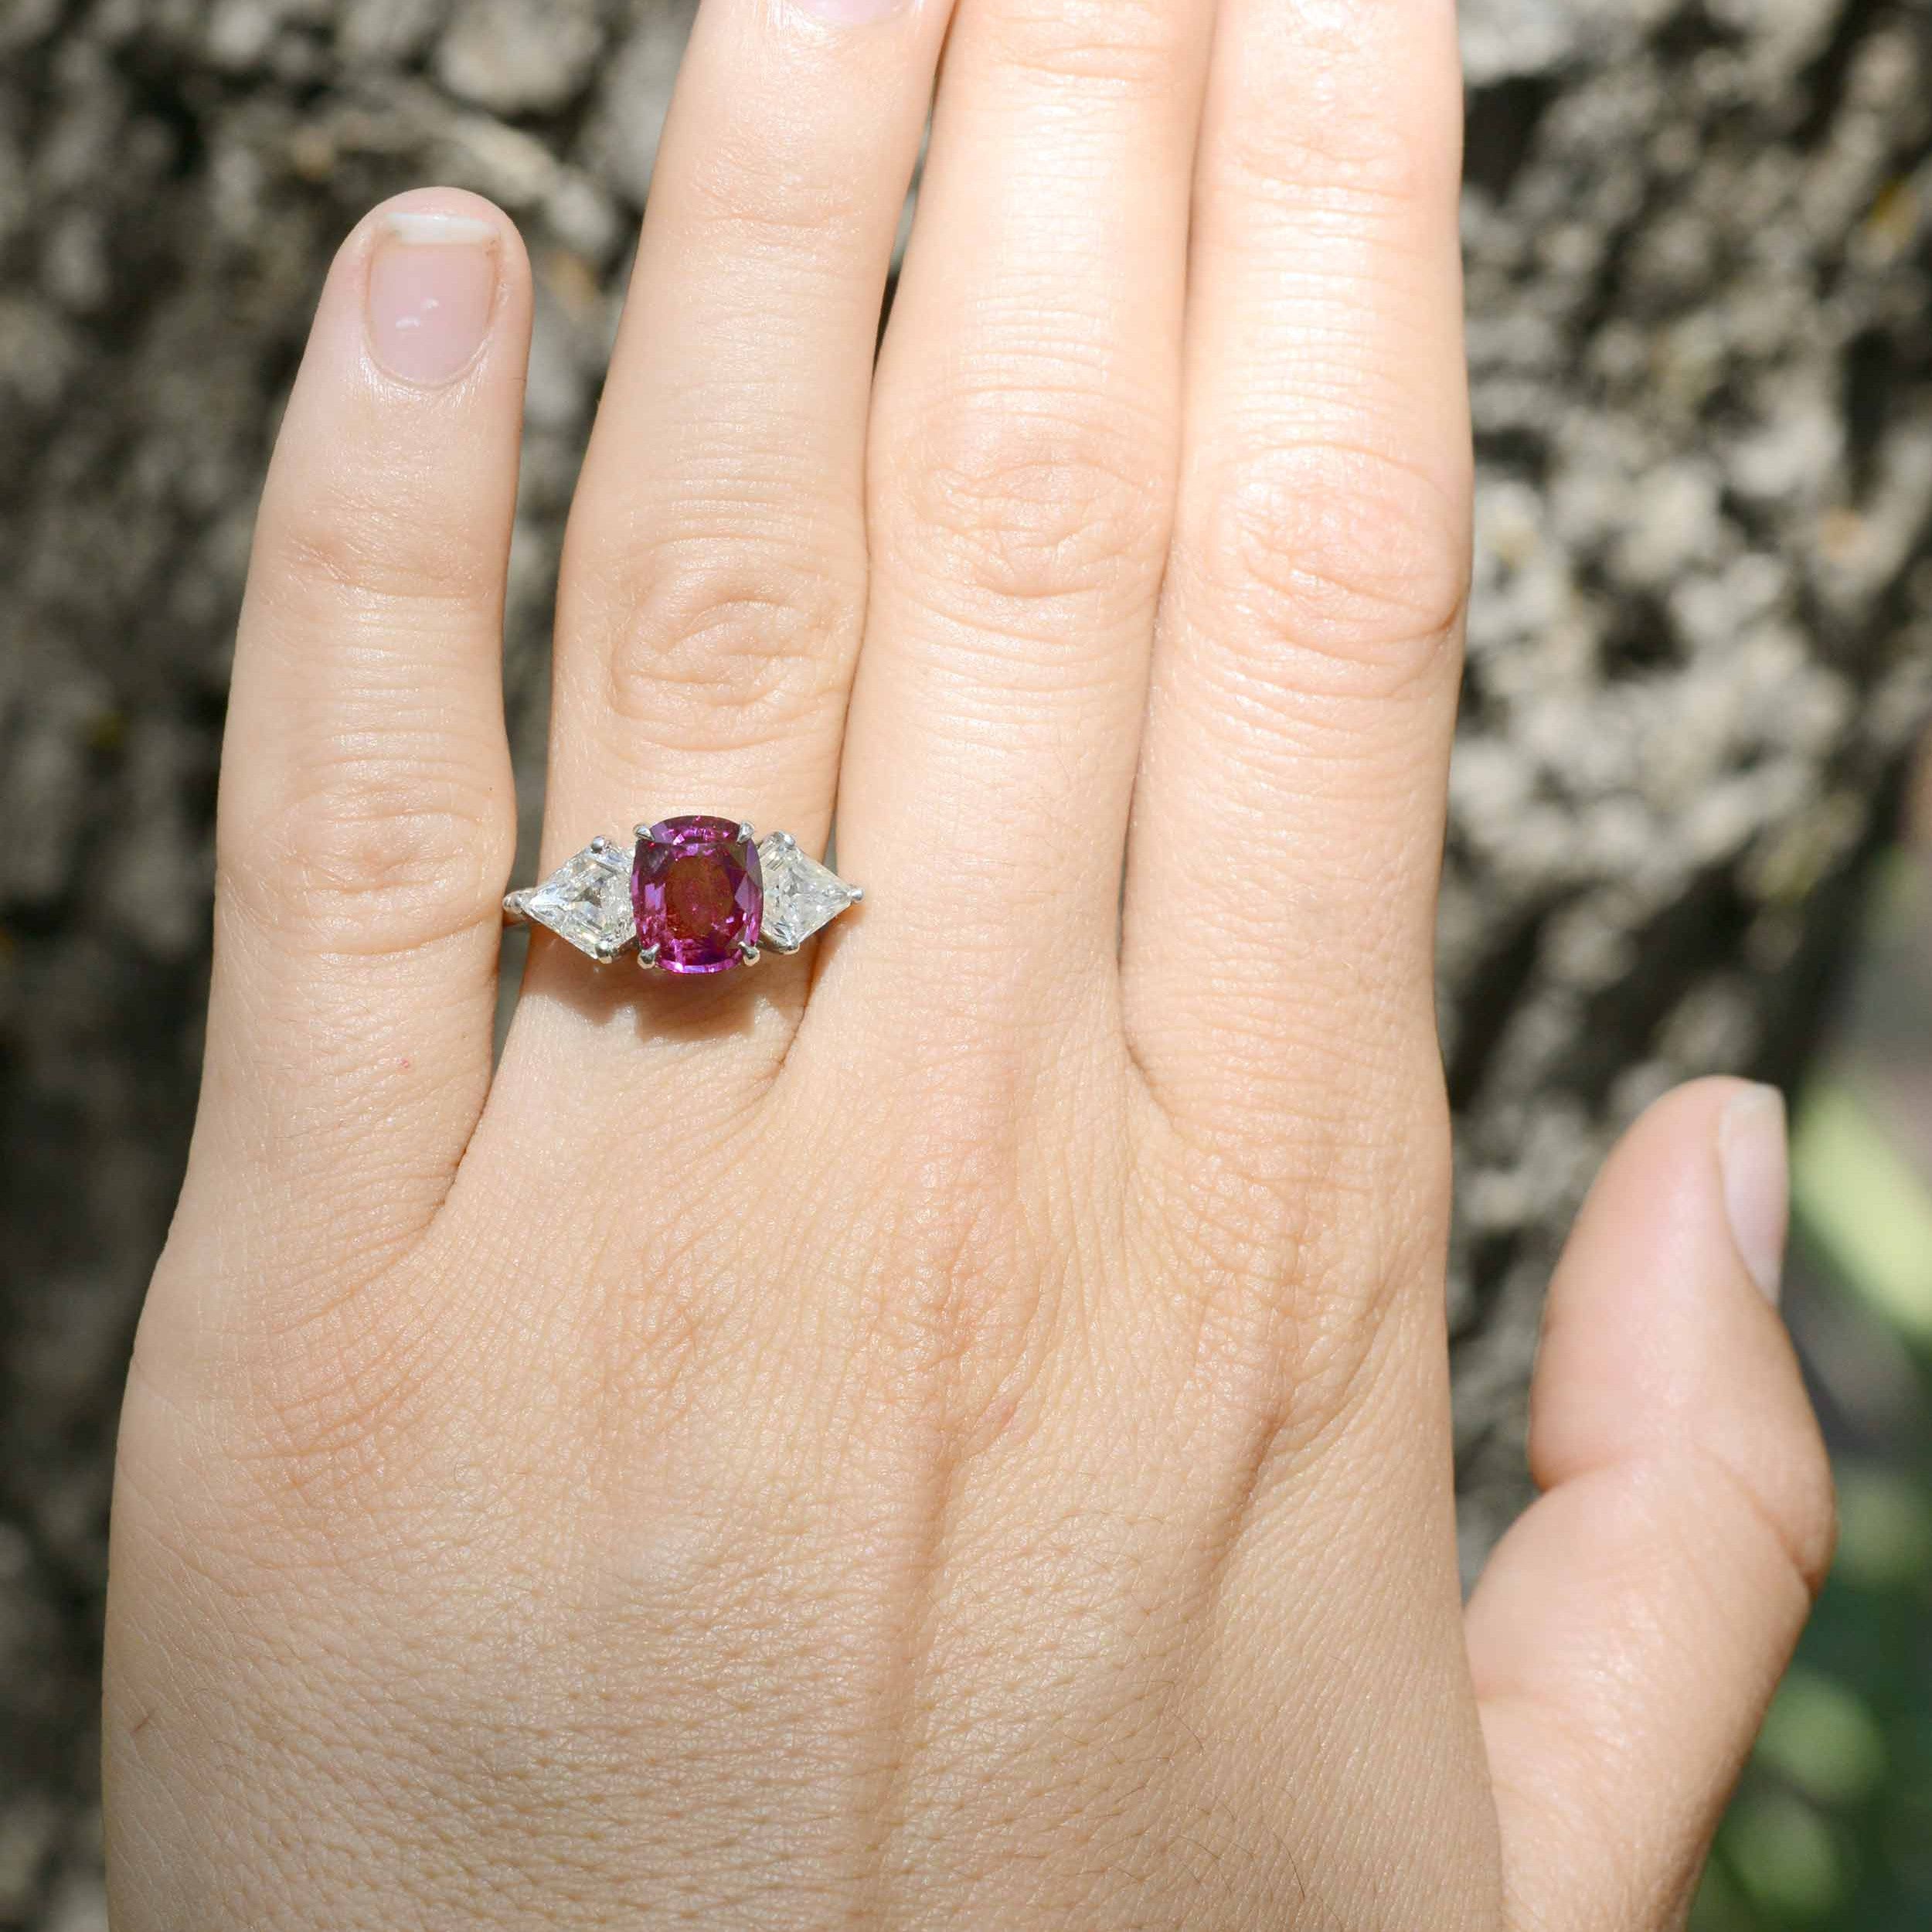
{"left": 514, "top": 840, "right": 636, "bottom": 961}
{"left": 759, "top": 833, "right": 861, "bottom": 953}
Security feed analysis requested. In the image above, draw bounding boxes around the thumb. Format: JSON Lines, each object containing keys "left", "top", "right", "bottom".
{"left": 1466, "top": 1078, "right": 1837, "bottom": 1932}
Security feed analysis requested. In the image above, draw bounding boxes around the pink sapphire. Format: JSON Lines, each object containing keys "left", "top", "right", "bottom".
{"left": 631, "top": 816, "right": 763, "bottom": 975}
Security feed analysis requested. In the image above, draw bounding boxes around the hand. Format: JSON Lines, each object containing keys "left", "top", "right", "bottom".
{"left": 104, "top": 1, "right": 1834, "bottom": 1925}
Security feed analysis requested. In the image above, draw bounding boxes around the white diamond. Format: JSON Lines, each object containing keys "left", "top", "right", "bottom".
{"left": 759, "top": 834, "right": 860, "bottom": 952}
{"left": 518, "top": 839, "right": 634, "bottom": 961}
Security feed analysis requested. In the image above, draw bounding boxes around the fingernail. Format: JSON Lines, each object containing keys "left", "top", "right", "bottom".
{"left": 1719, "top": 1083, "right": 1790, "bottom": 1304}
{"left": 791, "top": 0, "right": 910, "bottom": 23}
{"left": 366, "top": 209, "right": 499, "bottom": 388}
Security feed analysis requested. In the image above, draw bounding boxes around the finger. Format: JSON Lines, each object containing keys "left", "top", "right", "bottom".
{"left": 178, "top": 189, "right": 529, "bottom": 1303}
{"left": 1122, "top": 0, "right": 1470, "bottom": 1134}
{"left": 539, "top": 0, "right": 951, "bottom": 883}
{"left": 835, "top": 0, "right": 1214, "bottom": 1011}
{"left": 1467, "top": 1080, "right": 1836, "bottom": 1932}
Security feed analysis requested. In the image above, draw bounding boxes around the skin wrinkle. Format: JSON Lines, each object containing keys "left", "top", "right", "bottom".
{"left": 590, "top": 549, "right": 860, "bottom": 715}
{"left": 884, "top": 431, "right": 1174, "bottom": 616}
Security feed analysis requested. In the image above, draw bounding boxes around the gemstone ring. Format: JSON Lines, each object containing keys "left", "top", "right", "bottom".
{"left": 503, "top": 816, "right": 862, "bottom": 977}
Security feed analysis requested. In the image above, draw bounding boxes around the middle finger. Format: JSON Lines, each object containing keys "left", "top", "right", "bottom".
{"left": 539, "top": 0, "right": 952, "bottom": 909}
{"left": 835, "top": 0, "right": 1215, "bottom": 1025}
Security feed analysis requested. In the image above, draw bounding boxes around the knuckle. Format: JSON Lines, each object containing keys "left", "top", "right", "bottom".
{"left": 1142, "top": 1067, "right": 1451, "bottom": 1448}
{"left": 1193, "top": 437, "right": 1470, "bottom": 693}
{"left": 594, "top": 538, "right": 856, "bottom": 744}
{"left": 1665, "top": 1437, "right": 1836, "bottom": 1629}
{"left": 893, "top": 383, "right": 1168, "bottom": 614}
{"left": 161, "top": 1269, "right": 460, "bottom": 1548}
{"left": 828, "top": 1063, "right": 1061, "bottom": 1453}
{"left": 1753, "top": 1430, "right": 1838, "bottom": 1601}
{"left": 685, "top": 124, "right": 870, "bottom": 252}
{"left": 220, "top": 747, "right": 510, "bottom": 954}
{"left": 241, "top": 1337, "right": 433, "bottom": 1526}
{"left": 269, "top": 480, "right": 503, "bottom": 618}
{"left": 1204, "top": 3, "right": 1458, "bottom": 216}
{"left": 984, "top": 0, "right": 1185, "bottom": 87}
{"left": 1212, "top": 94, "right": 1440, "bottom": 223}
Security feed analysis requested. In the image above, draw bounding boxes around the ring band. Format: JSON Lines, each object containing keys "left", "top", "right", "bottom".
{"left": 504, "top": 816, "right": 862, "bottom": 976}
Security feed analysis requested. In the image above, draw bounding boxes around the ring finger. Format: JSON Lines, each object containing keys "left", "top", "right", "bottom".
{"left": 515, "top": 0, "right": 952, "bottom": 1055}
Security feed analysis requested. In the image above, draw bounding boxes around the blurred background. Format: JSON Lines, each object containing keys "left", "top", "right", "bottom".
{"left": 2, "top": 0, "right": 1930, "bottom": 1926}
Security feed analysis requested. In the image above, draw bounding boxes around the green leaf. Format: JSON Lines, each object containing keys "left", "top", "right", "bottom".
{"left": 1726, "top": 1792, "right": 1849, "bottom": 1920}
{"left": 1791, "top": 1082, "right": 1932, "bottom": 1345}
{"left": 1757, "top": 1665, "right": 1888, "bottom": 1805}
{"left": 1834, "top": 1463, "right": 1932, "bottom": 1590}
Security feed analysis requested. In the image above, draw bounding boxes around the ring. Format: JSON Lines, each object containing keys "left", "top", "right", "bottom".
{"left": 503, "top": 816, "right": 863, "bottom": 976}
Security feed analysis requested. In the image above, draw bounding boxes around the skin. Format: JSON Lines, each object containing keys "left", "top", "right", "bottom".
{"left": 103, "top": 1, "right": 1835, "bottom": 1927}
